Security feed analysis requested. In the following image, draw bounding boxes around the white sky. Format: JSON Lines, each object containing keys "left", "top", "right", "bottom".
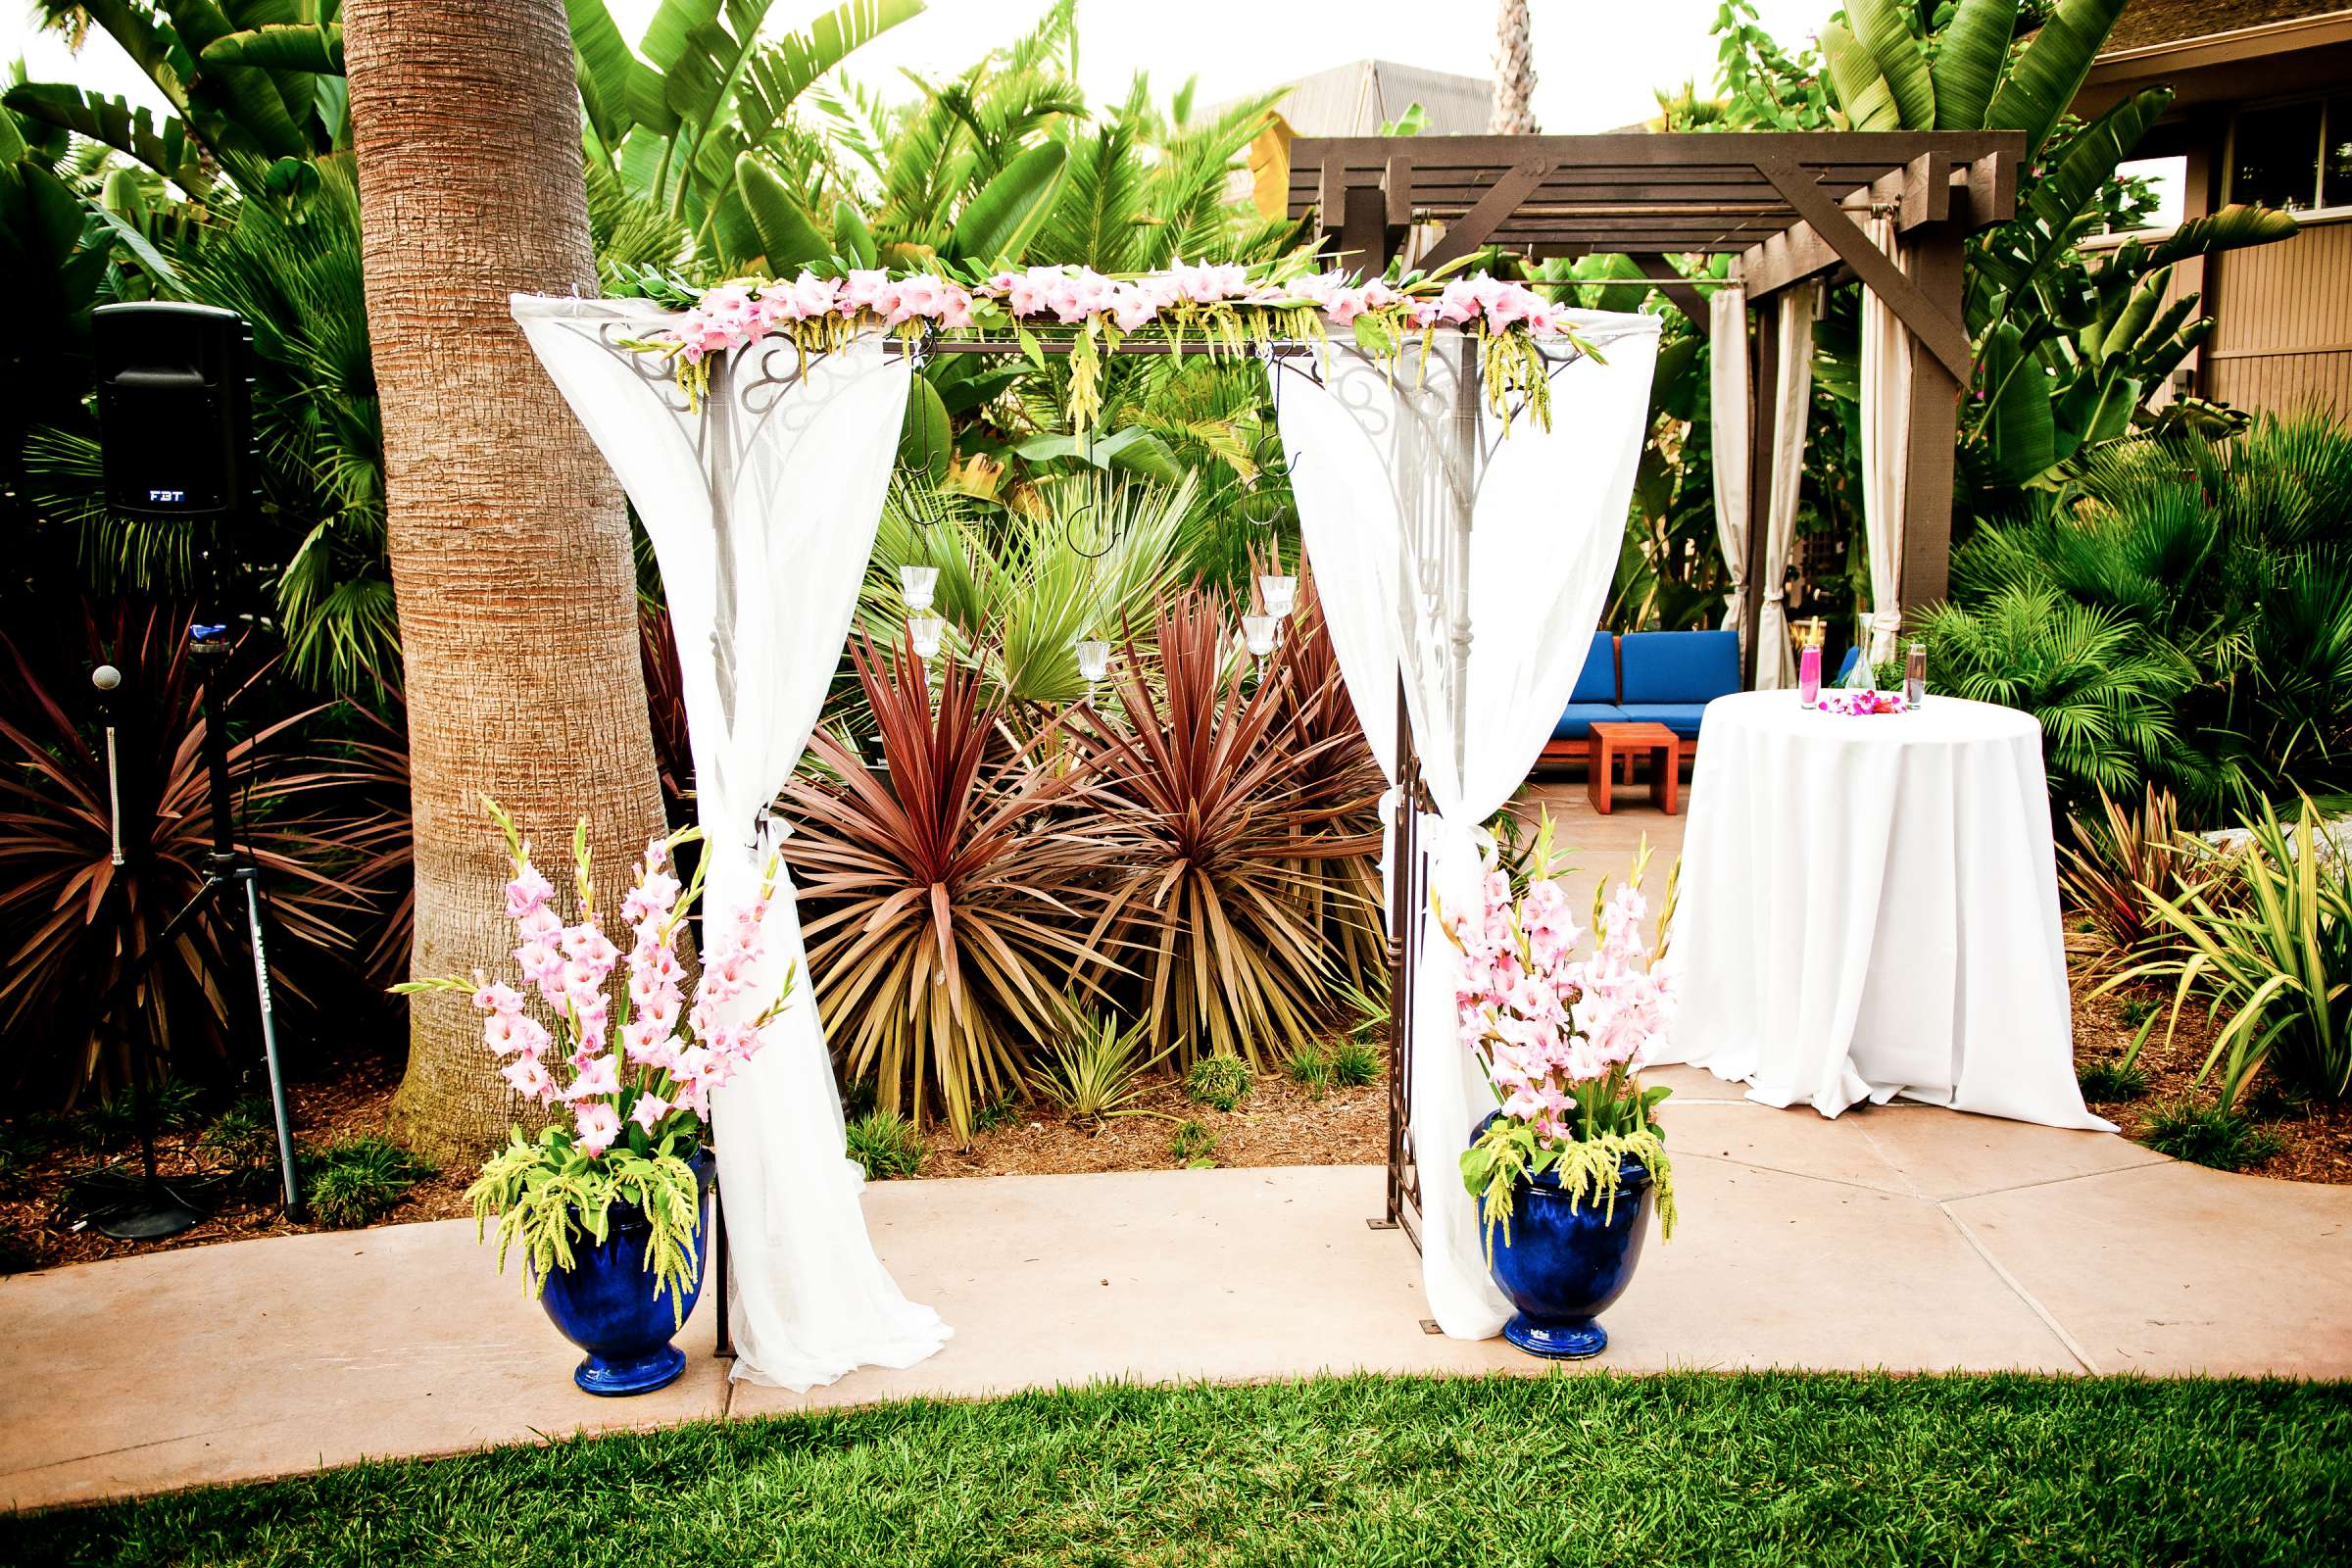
{"left": 5, "top": 0, "right": 1832, "bottom": 136}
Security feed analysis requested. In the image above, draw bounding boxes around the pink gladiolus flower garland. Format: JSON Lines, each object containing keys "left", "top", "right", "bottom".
{"left": 1443, "top": 814, "right": 1681, "bottom": 1254}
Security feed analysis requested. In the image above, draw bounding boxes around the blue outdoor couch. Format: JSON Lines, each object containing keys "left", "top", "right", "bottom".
{"left": 1549, "top": 631, "right": 1625, "bottom": 743}
{"left": 1616, "top": 629, "right": 1740, "bottom": 750}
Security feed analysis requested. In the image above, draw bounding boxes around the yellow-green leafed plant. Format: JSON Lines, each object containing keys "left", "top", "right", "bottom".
{"left": 467, "top": 1130, "right": 707, "bottom": 1327}
{"left": 2103, "top": 800, "right": 2351, "bottom": 1106}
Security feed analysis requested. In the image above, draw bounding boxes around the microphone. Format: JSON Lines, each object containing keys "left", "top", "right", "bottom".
{"left": 93, "top": 665, "right": 125, "bottom": 865}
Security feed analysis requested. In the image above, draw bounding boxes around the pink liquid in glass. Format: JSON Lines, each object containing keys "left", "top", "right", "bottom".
{"left": 1798, "top": 643, "right": 1821, "bottom": 707}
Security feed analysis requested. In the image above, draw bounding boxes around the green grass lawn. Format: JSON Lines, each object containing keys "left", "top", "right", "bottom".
{"left": 7, "top": 1372, "right": 2348, "bottom": 1566}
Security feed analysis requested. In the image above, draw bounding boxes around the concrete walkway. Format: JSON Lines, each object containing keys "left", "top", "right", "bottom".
{"left": 6, "top": 1067, "right": 2350, "bottom": 1511}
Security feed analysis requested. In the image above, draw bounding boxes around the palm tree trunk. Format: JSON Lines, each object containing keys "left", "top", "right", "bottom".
{"left": 1491, "top": 0, "right": 1539, "bottom": 135}
{"left": 343, "top": 0, "right": 667, "bottom": 1162}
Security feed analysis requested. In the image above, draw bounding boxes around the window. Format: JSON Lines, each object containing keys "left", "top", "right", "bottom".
{"left": 2229, "top": 96, "right": 2352, "bottom": 215}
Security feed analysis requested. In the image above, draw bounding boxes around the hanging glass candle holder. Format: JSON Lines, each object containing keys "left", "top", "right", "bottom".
{"left": 1256, "top": 572, "right": 1298, "bottom": 620}
{"left": 900, "top": 564, "right": 939, "bottom": 612}
{"left": 1074, "top": 637, "right": 1110, "bottom": 707}
{"left": 907, "top": 612, "right": 946, "bottom": 662}
{"left": 1241, "top": 613, "right": 1279, "bottom": 667}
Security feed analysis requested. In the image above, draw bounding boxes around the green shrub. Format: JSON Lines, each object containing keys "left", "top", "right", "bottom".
{"left": 2078, "top": 1061, "right": 2149, "bottom": 1103}
{"left": 1184, "top": 1055, "right": 1253, "bottom": 1111}
{"left": 1288, "top": 1048, "right": 1334, "bottom": 1097}
{"left": 2140, "top": 1099, "right": 2282, "bottom": 1172}
{"left": 2110, "top": 799, "right": 2351, "bottom": 1104}
{"left": 198, "top": 1100, "right": 281, "bottom": 1173}
{"left": 1327, "top": 1039, "right": 1382, "bottom": 1088}
{"left": 1031, "top": 1011, "right": 1163, "bottom": 1125}
{"left": 970, "top": 1096, "right": 1018, "bottom": 1134}
{"left": 74, "top": 1078, "right": 204, "bottom": 1149}
{"left": 1168, "top": 1120, "right": 1217, "bottom": 1164}
{"left": 1340, "top": 979, "right": 1391, "bottom": 1045}
{"left": 303, "top": 1137, "right": 431, "bottom": 1230}
{"left": 845, "top": 1110, "right": 926, "bottom": 1180}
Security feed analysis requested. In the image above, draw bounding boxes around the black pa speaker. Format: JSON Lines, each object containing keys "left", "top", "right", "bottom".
{"left": 92, "top": 302, "right": 256, "bottom": 518}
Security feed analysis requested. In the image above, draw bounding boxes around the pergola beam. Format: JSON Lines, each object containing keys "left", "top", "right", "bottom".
{"left": 1418, "top": 157, "right": 1555, "bottom": 270}
{"left": 1627, "top": 254, "right": 1710, "bottom": 324}
{"left": 1752, "top": 159, "right": 1973, "bottom": 381}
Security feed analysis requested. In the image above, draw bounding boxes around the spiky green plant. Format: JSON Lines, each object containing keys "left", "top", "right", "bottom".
{"left": 1183, "top": 1054, "right": 1253, "bottom": 1112}
{"left": 2106, "top": 799, "right": 2352, "bottom": 1106}
{"left": 1030, "top": 1009, "right": 1164, "bottom": 1125}
{"left": 845, "top": 1109, "right": 928, "bottom": 1179}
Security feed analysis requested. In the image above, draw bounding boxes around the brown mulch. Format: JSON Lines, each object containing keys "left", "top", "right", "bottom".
{"left": 920, "top": 1071, "right": 1385, "bottom": 1179}
{"left": 0, "top": 1054, "right": 470, "bottom": 1274}
{"left": 2069, "top": 957, "right": 2352, "bottom": 1186}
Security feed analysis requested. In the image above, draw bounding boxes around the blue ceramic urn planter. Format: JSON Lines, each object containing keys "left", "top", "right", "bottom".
{"left": 536, "top": 1151, "right": 715, "bottom": 1396}
{"left": 1475, "top": 1118, "right": 1654, "bottom": 1359}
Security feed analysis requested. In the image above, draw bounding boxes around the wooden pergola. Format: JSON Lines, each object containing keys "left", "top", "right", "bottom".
{"left": 1282, "top": 130, "right": 2028, "bottom": 1245}
{"left": 1288, "top": 129, "right": 2024, "bottom": 655}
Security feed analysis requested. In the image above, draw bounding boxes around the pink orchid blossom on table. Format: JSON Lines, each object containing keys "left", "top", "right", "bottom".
{"left": 394, "top": 797, "right": 799, "bottom": 1311}
{"left": 1442, "top": 813, "right": 1682, "bottom": 1255}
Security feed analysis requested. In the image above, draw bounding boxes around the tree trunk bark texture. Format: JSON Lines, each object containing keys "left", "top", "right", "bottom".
{"left": 343, "top": 0, "right": 666, "bottom": 1162}
{"left": 1491, "top": 0, "right": 1538, "bottom": 136}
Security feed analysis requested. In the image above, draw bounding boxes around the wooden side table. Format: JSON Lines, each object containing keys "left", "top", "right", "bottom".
{"left": 1587, "top": 720, "right": 1681, "bottom": 815}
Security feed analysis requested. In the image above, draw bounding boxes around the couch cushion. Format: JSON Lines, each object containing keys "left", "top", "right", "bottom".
{"left": 1615, "top": 702, "right": 1709, "bottom": 740}
{"left": 1569, "top": 631, "right": 1617, "bottom": 704}
{"left": 1552, "top": 703, "right": 1628, "bottom": 741}
{"left": 1619, "top": 629, "right": 1740, "bottom": 705}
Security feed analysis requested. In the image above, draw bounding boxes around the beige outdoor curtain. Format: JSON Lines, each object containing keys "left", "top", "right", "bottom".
{"left": 1708, "top": 282, "right": 1751, "bottom": 653}
{"left": 1859, "top": 214, "right": 1913, "bottom": 665}
{"left": 1752, "top": 286, "right": 1814, "bottom": 691}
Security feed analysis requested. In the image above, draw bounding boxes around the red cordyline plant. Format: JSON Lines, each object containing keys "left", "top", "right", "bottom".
{"left": 782, "top": 635, "right": 1110, "bottom": 1138}
{"left": 0, "top": 603, "right": 406, "bottom": 1105}
{"left": 1071, "top": 591, "right": 1383, "bottom": 1068}
{"left": 1259, "top": 570, "right": 1389, "bottom": 992}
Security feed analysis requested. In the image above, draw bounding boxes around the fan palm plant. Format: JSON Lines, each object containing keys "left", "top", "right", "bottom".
{"left": 1916, "top": 585, "right": 2209, "bottom": 810}
{"left": 1071, "top": 592, "right": 1382, "bottom": 1068}
{"left": 783, "top": 635, "right": 1110, "bottom": 1137}
{"left": 863, "top": 470, "right": 1202, "bottom": 711}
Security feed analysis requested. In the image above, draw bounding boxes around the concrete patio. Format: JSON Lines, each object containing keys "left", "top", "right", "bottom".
{"left": 6, "top": 1066, "right": 2350, "bottom": 1513}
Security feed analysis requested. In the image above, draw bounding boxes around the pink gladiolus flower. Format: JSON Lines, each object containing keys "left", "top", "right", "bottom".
{"left": 573, "top": 1101, "right": 622, "bottom": 1157}
{"left": 566, "top": 1053, "right": 620, "bottom": 1100}
{"left": 623, "top": 1016, "right": 678, "bottom": 1068}
{"left": 505, "top": 862, "right": 554, "bottom": 918}
{"left": 630, "top": 1092, "right": 672, "bottom": 1133}
{"left": 501, "top": 1055, "right": 556, "bottom": 1103}
{"left": 472, "top": 979, "right": 525, "bottom": 1016}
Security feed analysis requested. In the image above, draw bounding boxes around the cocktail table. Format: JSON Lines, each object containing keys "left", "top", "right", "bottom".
{"left": 1586, "top": 720, "right": 1679, "bottom": 815}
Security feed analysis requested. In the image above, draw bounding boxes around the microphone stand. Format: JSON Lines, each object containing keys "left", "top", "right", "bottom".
{"left": 78, "top": 551, "right": 303, "bottom": 1238}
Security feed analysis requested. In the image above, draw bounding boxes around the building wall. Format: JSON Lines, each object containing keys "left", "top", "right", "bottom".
{"left": 2205, "top": 218, "right": 2352, "bottom": 417}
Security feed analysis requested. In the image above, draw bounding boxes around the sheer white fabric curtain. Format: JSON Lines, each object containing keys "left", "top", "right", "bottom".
{"left": 1280, "top": 314, "right": 1662, "bottom": 1339}
{"left": 1707, "top": 285, "right": 1751, "bottom": 649}
{"left": 1859, "top": 214, "right": 1913, "bottom": 665}
{"left": 1752, "top": 288, "right": 1815, "bottom": 691}
{"left": 512, "top": 296, "right": 951, "bottom": 1389}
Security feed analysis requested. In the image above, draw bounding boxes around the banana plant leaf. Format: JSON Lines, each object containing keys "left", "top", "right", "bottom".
{"left": 1984, "top": 0, "right": 2132, "bottom": 152}
{"left": 948, "top": 140, "right": 1068, "bottom": 266}
{"left": 200, "top": 23, "right": 344, "bottom": 74}
{"left": 1818, "top": 23, "right": 1900, "bottom": 130}
{"left": 735, "top": 150, "right": 829, "bottom": 270}
{"left": 1930, "top": 0, "right": 2017, "bottom": 130}
{"left": 1851, "top": 0, "right": 1935, "bottom": 129}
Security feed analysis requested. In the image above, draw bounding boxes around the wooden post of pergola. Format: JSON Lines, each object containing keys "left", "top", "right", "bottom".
{"left": 1283, "top": 130, "right": 2025, "bottom": 1244}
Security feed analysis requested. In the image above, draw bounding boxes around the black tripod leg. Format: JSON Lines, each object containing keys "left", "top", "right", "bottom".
{"left": 712, "top": 1176, "right": 733, "bottom": 1359}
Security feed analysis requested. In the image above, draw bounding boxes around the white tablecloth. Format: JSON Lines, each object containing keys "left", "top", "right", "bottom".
{"left": 1661, "top": 690, "right": 2112, "bottom": 1130}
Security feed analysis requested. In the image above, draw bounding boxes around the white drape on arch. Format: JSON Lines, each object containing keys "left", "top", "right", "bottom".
{"left": 1859, "top": 214, "right": 1913, "bottom": 666}
{"left": 1275, "top": 314, "right": 1663, "bottom": 1341}
{"left": 512, "top": 295, "right": 951, "bottom": 1390}
{"left": 1752, "top": 287, "right": 1815, "bottom": 692}
{"left": 1707, "top": 284, "right": 1752, "bottom": 650}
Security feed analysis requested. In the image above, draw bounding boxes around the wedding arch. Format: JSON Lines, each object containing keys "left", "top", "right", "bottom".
{"left": 515, "top": 258, "right": 1661, "bottom": 1379}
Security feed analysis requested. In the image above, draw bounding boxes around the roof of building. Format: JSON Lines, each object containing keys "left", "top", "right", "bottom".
{"left": 2103, "top": 0, "right": 2352, "bottom": 54}
{"left": 1246, "top": 59, "right": 1494, "bottom": 138}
